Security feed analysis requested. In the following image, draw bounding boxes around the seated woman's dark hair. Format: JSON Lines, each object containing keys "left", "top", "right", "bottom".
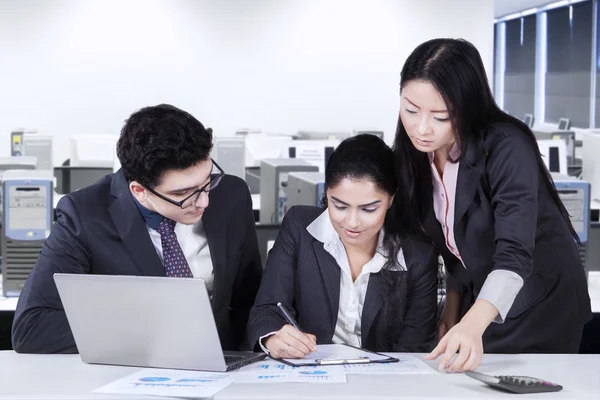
{"left": 323, "top": 134, "right": 428, "bottom": 348}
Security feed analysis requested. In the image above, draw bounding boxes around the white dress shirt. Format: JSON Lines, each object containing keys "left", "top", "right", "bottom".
{"left": 259, "top": 209, "right": 407, "bottom": 353}
{"left": 146, "top": 221, "right": 215, "bottom": 296}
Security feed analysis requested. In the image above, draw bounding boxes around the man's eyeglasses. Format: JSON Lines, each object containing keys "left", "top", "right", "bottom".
{"left": 145, "top": 159, "right": 225, "bottom": 209}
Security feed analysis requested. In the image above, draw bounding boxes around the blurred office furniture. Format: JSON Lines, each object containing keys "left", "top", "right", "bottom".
{"left": 10, "top": 129, "right": 25, "bottom": 156}
{"left": 255, "top": 224, "right": 281, "bottom": 268}
{"left": 212, "top": 138, "right": 245, "bottom": 180}
{"left": 22, "top": 133, "right": 52, "bottom": 171}
{"left": 523, "top": 114, "right": 534, "bottom": 128}
{"left": 537, "top": 139, "right": 568, "bottom": 175}
{"left": 352, "top": 129, "right": 385, "bottom": 139}
{"left": 245, "top": 167, "right": 260, "bottom": 195}
{"left": 552, "top": 174, "right": 590, "bottom": 264}
{"left": 0, "top": 157, "right": 37, "bottom": 181}
{"left": 534, "top": 130, "right": 578, "bottom": 175}
{"left": 259, "top": 159, "right": 318, "bottom": 224}
{"left": 1, "top": 170, "right": 53, "bottom": 297}
{"left": 70, "top": 134, "right": 118, "bottom": 168}
{"left": 294, "top": 130, "right": 352, "bottom": 141}
{"left": 286, "top": 140, "right": 339, "bottom": 172}
{"left": 235, "top": 128, "right": 262, "bottom": 137}
{"left": 558, "top": 118, "right": 572, "bottom": 131}
{"left": 54, "top": 167, "right": 112, "bottom": 194}
{"left": 286, "top": 172, "right": 325, "bottom": 209}
{"left": 245, "top": 135, "right": 293, "bottom": 167}
{"left": 582, "top": 131, "right": 600, "bottom": 202}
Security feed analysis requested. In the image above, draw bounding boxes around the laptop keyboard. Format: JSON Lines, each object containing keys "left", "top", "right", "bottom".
{"left": 225, "top": 355, "right": 244, "bottom": 364}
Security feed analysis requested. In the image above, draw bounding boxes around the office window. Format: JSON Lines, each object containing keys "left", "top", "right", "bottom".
{"left": 545, "top": 1, "right": 593, "bottom": 127}
{"left": 503, "top": 15, "right": 537, "bottom": 119}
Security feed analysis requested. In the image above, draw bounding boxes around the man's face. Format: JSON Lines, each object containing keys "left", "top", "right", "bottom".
{"left": 130, "top": 159, "right": 214, "bottom": 225}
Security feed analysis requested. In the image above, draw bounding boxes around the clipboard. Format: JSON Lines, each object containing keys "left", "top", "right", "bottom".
{"left": 270, "top": 343, "right": 399, "bottom": 367}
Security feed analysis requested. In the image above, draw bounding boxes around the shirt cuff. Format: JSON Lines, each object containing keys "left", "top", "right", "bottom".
{"left": 477, "top": 270, "right": 524, "bottom": 324}
{"left": 258, "top": 331, "right": 278, "bottom": 354}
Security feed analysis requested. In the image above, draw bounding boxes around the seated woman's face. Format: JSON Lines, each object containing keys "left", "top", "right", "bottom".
{"left": 326, "top": 177, "right": 392, "bottom": 248}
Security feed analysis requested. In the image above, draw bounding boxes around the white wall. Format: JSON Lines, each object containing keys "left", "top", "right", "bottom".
{"left": 0, "top": 0, "right": 494, "bottom": 166}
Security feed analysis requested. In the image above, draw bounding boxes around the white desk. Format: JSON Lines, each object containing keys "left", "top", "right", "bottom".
{"left": 0, "top": 352, "right": 599, "bottom": 399}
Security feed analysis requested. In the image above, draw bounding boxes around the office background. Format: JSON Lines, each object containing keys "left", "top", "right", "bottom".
{"left": 1, "top": 0, "right": 599, "bottom": 355}
{"left": 0, "top": 0, "right": 493, "bottom": 165}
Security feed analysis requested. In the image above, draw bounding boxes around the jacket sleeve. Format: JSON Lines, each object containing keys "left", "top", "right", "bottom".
{"left": 393, "top": 241, "right": 438, "bottom": 352}
{"left": 246, "top": 207, "right": 300, "bottom": 351}
{"left": 228, "top": 184, "right": 263, "bottom": 350}
{"left": 12, "top": 195, "right": 91, "bottom": 354}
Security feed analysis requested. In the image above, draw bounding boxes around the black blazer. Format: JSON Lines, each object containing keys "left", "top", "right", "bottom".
{"left": 12, "top": 169, "right": 262, "bottom": 354}
{"left": 247, "top": 206, "right": 438, "bottom": 353}
{"left": 423, "top": 122, "right": 592, "bottom": 353}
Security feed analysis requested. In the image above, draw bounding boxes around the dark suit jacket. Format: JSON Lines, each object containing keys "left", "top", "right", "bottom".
{"left": 12, "top": 169, "right": 262, "bottom": 354}
{"left": 423, "top": 122, "right": 592, "bottom": 353}
{"left": 247, "top": 206, "right": 438, "bottom": 353}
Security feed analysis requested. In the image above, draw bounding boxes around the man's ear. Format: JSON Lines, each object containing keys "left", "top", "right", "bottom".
{"left": 129, "top": 181, "right": 147, "bottom": 202}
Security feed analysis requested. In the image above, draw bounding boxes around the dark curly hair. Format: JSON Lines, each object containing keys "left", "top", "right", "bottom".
{"left": 116, "top": 104, "right": 213, "bottom": 188}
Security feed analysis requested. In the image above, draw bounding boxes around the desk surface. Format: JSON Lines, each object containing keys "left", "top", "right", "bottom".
{"left": 0, "top": 352, "right": 598, "bottom": 399}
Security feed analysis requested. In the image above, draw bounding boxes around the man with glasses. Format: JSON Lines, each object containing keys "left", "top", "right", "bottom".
{"left": 12, "top": 104, "right": 263, "bottom": 354}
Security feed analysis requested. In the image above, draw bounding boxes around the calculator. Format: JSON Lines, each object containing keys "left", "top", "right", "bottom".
{"left": 465, "top": 371, "right": 563, "bottom": 394}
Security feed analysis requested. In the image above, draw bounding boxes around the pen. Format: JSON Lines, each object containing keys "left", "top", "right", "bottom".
{"left": 277, "top": 302, "right": 320, "bottom": 357}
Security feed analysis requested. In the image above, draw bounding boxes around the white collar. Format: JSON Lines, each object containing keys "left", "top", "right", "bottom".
{"left": 306, "top": 209, "right": 407, "bottom": 272}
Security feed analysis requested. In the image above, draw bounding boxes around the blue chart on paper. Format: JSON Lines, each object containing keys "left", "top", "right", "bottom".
{"left": 139, "top": 377, "right": 171, "bottom": 382}
{"left": 260, "top": 363, "right": 286, "bottom": 370}
{"left": 299, "top": 370, "right": 328, "bottom": 375}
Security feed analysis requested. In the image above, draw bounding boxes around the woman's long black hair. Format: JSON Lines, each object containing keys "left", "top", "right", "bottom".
{"left": 322, "top": 134, "right": 428, "bottom": 348}
{"left": 393, "top": 38, "right": 579, "bottom": 245}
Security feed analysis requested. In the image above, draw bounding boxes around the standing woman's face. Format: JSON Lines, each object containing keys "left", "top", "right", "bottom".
{"left": 399, "top": 80, "right": 456, "bottom": 154}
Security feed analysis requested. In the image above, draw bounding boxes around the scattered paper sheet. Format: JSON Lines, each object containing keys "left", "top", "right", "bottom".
{"left": 93, "top": 368, "right": 235, "bottom": 398}
{"left": 343, "top": 354, "right": 435, "bottom": 375}
{"left": 236, "top": 359, "right": 346, "bottom": 383}
{"left": 281, "top": 343, "right": 389, "bottom": 366}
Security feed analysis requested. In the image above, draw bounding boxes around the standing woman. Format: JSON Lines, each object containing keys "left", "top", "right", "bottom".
{"left": 393, "top": 38, "right": 592, "bottom": 372}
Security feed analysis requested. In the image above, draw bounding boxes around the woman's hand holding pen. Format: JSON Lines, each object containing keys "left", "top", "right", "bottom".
{"left": 264, "top": 324, "right": 318, "bottom": 359}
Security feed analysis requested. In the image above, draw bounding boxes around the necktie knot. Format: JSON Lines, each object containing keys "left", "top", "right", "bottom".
{"left": 157, "top": 218, "right": 177, "bottom": 235}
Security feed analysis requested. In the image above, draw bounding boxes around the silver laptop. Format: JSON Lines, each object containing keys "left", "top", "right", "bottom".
{"left": 53, "top": 273, "right": 265, "bottom": 371}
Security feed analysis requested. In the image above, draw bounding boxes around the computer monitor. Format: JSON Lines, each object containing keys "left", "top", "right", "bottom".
{"left": 287, "top": 140, "right": 339, "bottom": 172}
{"left": 582, "top": 131, "right": 600, "bottom": 202}
{"left": 23, "top": 134, "right": 52, "bottom": 171}
{"left": 70, "top": 134, "right": 118, "bottom": 168}
{"left": 558, "top": 118, "right": 571, "bottom": 131}
{"left": 54, "top": 167, "right": 113, "bottom": 194}
{"left": 523, "top": 114, "right": 534, "bottom": 128}
{"left": 212, "top": 138, "right": 245, "bottom": 180}
{"left": 537, "top": 139, "right": 568, "bottom": 176}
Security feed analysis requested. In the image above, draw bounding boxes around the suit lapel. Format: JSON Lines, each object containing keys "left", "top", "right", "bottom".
{"left": 312, "top": 242, "right": 341, "bottom": 328}
{"left": 202, "top": 202, "right": 227, "bottom": 311}
{"left": 108, "top": 171, "right": 165, "bottom": 276}
{"left": 454, "top": 133, "right": 487, "bottom": 224}
{"left": 362, "top": 273, "right": 383, "bottom": 345}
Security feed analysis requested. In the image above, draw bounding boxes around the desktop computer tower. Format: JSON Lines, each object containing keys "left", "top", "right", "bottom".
{"left": 286, "top": 172, "right": 325, "bottom": 208}
{"left": 1, "top": 170, "right": 53, "bottom": 296}
{"left": 259, "top": 159, "right": 318, "bottom": 224}
{"left": 552, "top": 174, "right": 590, "bottom": 265}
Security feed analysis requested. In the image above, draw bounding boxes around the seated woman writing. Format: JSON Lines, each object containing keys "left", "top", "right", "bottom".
{"left": 247, "top": 134, "right": 438, "bottom": 358}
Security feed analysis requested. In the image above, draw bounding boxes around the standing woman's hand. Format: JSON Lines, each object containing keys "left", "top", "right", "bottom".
{"left": 426, "top": 299, "right": 498, "bottom": 372}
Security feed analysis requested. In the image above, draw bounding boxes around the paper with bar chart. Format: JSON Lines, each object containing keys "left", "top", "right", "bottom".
{"left": 236, "top": 360, "right": 346, "bottom": 383}
{"left": 342, "top": 355, "right": 435, "bottom": 375}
